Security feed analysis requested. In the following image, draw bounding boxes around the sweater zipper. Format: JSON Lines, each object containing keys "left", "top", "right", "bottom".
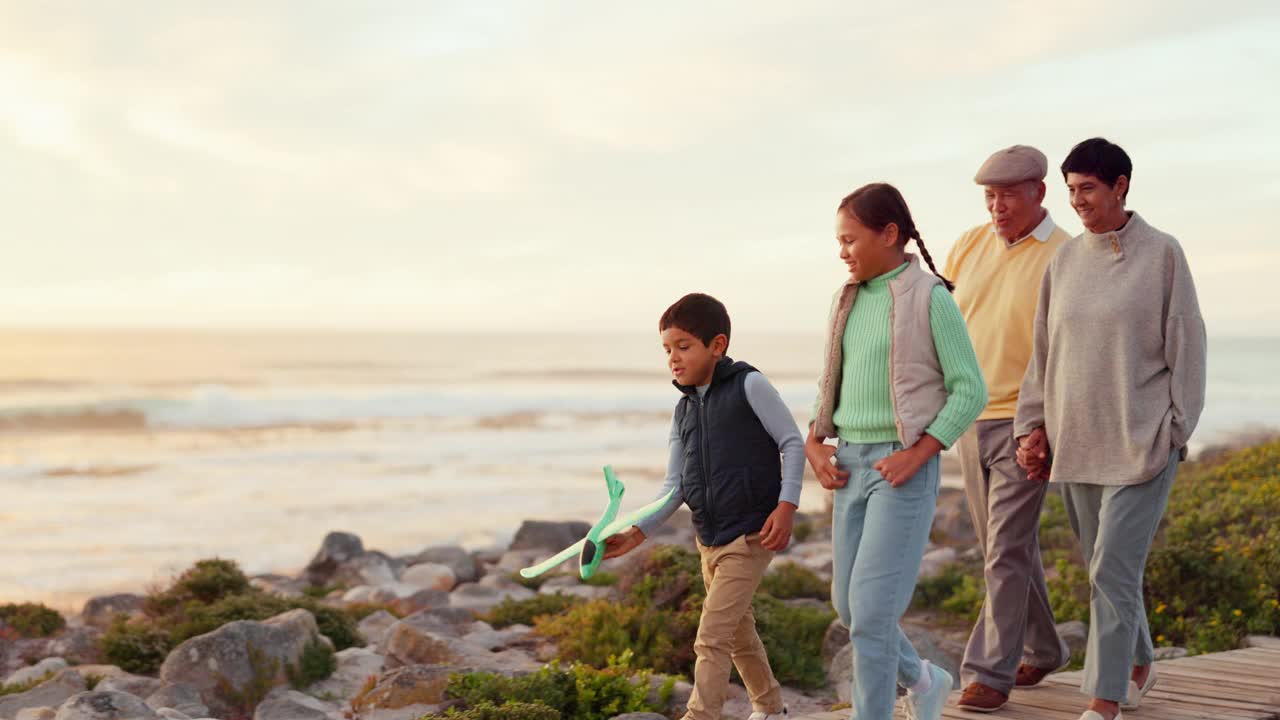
{"left": 698, "top": 393, "right": 717, "bottom": 539}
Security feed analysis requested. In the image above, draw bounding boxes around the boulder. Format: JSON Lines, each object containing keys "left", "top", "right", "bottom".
{"left": 251, "top": 687, "right": 343, "bottom": 720}
{"left": 81, "top": 596, "right": 146, "bottom": 630}
{"left": 1057, "top": 620, "right": 1088, "bottom": 657}
{"left": 0, "top": 670, "right": 88, "bottom": 719}
{"left": 404, "top": 546, "right": 479, "bottom": 584}
{"left": 5, "top": 658, "right": 69, "bottom": 687}
{"left": 350, "top": 665, "right": 452, "bottom": 714}
{"left": 158, "top": 609, "right": 322, "bottom": 719}
{"left": 304, "top": 532, "right": 365, "bottom": 585}
{"left": 145, "top": 683, "right": 208, "bottom": 718}
{"left": 302, "top": 646, "right": 386, "bottom": 700}
{"left": 508, "top": 521, "right": 591, "bottom": 551}
{"left": 52, "top": 691, "right": 159, "bottom": 720}
{"left": 400, "top": 564, "right": 457, "bottom": 593}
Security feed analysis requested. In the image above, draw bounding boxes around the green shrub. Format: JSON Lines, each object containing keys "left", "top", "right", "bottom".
{"left": 435, "top": 701, "right": 561, "bottom": 720}
{"left": 287, "top": 637, "right": 337, "bottom": 688}
{"left": 439, "top": 653, "right": 667, "bottom": 720}
{"left": 752, "top": 595, "right": 836, "bottom": 688}
{"left": 483, "top": 593, "right": 583, "bottom": 629}
{"left": 147, "top": 558, "right": 251, "bottom": 614}
{"left": 912, "top": 565, "right": 967, "bottom": 611}
{"left": 581, "top": 571, "right": 618, "bottom": 587}
{"left": 0, "top": 603, "right": 66, "bottom": 637}
{"left": 100, "top": 617, "right": 172, "bottom": 675}
{"left": 1143, "top": 441, "right": 1280, "bottom": 652}
{"left": 761, "top": 562, "right": 830, "bottom": 601}
{"left": 102, "top": 558, "right": 364, "bottom": 674}
{"left": 793, "top": 517, "right": 815, "bottom": 543}
{"left": 535, "top": 600, "right": 694, "bottom": 676}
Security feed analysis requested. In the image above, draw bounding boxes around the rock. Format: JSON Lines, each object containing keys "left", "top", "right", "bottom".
{"left": 155, "top": 710, "right": 191, "bottom": 720}
{"left": 828, "top": 642, "right": 854, "bottom": 703}
{"left": 392, "top": 608, "right": 475, "bottom": 638}
{"left": 405, "top": 546, "right": 480, "bottom": 584}
{"left": 1153, "top": 646, "right": 1188, "bottom": 660}
{"left": 449, "top": 582, "right": 532, "bottom": 612}
{"left": 46, "top": 628, "right": 104, "bottom": 666}
{"left": 250, "top": 575, "right": 308, "bottom": 599}
{"left": 350, "top": 665, "right": 452, "bottom": 713}
{"left": 459, "top": 622, "right": 506, "bottom": 652}
{"left": 145, "top": 683, "right": 208, "bottom": 718}
{"left": 333, "top": 554, "right": 398, "bottom": 588}
{"left": 378, "top": 614, "right": 538, "bottom": 675}
{"left": 81, "top": 595, "right": 146, "bottom": 630}
{"left": 0, "top": 670, "right": 87, "bottom": 719}
{"left": 495, "top": 550, "right": 544, "bottom": 574}
{"left": 544, "top": 584, "right": 612, "bottom": 601}
{"left": 15, "top": 708, "right": 57, "bottom": 720}
{"left": 6, "top": 659, "right": 69, "bottom": 687}
{"left": 304, "top": 646, "right": 386, "bottom": 699}
{"left": 508, "top": 520, "right": 591, "bottom": 551}
{"left": 357, "top": 610, "right": 399, "bottom": 648}
{"left": 158, "top": 609, "right": 322, "bottom": 719}
{"left": 1057, "top": 620, "right": 1088, "bottom": 657}
{"left": 644, "top": 674, "right": 692, "bottom": 715}
{"left": 387, "top": 589, "right": 449, "bottom": 617}
{"left": 782, "top": 598, "right": 830, "bottom": 612}
{"left": 252, "top": 687, "right": 342, "bottom": 720}
{"left": 902, "top": 622, "right": 963, "bottom": 687}
{"left": 342, "top": 585, "right": 398, "bottom": 605}
{"left": 304, "top": 531, "right": 366, "bottom": 585}
{"left": 822, "top": 619, "right": 850, "bottom": 672}
{"left": 94, "top": 673, "right": 163, "bottom": 701}
{"left": 933, "top": 490, "right": 975, "bottom": 543}
{"left": 918, "top": 547, "right": 959, "bottom": 580}
{"left": 1245, "top": 634, "right": 1280, "bottom": 649}
{"left": 798, "top": 551, "right": 833, "bottom": 575}
{"left": 52, "top": 691, "right": 159, "bottom": 719}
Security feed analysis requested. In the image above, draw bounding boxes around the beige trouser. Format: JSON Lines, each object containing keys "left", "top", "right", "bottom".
{"left": 958, "top": 419, "right": 1068, "bottom": 694}
{"left": 685, "top": 532, "right": 784, "bottom": 720}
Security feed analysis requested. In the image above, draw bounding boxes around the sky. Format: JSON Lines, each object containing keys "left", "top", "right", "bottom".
{"left": 1, "top": 1, "right": 1277, "bottom": 336}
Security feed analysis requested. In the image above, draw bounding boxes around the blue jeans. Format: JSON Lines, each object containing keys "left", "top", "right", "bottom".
{"left": 832, "top": 440, "right": 941, "bottom": 720}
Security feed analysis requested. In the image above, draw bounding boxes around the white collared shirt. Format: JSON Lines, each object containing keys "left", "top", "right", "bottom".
{"left": 1005, "top": 211, "right": 1058, "bottom": 248}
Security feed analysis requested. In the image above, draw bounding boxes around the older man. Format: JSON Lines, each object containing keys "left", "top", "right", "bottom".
{"left": 943, "top": 145, "right": 1072, "bottom": 712}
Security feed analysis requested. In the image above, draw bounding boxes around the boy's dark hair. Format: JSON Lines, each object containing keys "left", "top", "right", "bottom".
{"left": 838, "top": 182, "right": 954, "bottom": 292}
{"left": 1061, "top": 137, "right": 1132, "bottom": 199}
{"left": 659, "top": 293, "right": 731, "bottom": 347}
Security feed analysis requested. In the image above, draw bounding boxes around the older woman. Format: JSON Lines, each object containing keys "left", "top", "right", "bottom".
{"left": 1014, "top": 137, "right": 1207, "bottom": 720}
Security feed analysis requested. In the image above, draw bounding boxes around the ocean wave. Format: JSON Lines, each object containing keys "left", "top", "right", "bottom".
{"left": 0, "top": 384, "right": 685, "bottom": 433}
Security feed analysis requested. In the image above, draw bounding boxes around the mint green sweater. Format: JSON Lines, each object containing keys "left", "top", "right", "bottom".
{"left": 829, "top": 262, "right": 986, "bottom": 447}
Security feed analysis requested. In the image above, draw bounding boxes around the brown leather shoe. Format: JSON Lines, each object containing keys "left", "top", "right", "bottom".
{"left": 1015, "top": 663, "right": 1055, "bottom": 688}
{"left": 957, "top": 683, "right": 1008, "bottom": 713}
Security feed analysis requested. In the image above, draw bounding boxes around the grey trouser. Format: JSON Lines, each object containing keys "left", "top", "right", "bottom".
{"left": 959, "top": 419, "right": 1068, "bottom": 694}
{"left": 1062, "top": 449, "right": 1179, "bottom": 702}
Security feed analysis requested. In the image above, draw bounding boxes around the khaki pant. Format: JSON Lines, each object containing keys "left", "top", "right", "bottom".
{"left": 958, "top": 419, "right": 1068, "bottom": 694}
{"left": 685, "top": 532, "right": 784, "bottom": 720}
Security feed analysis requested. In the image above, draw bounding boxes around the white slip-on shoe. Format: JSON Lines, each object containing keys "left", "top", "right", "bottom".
{"left": 1122, "top": 666, "right": 1158, "bottom": 710}
{"left": 747, "top": 708, "right": 788, "bottom": 720}
{"left": 1079, "top": 711, "right": 1122, "bottom": 720}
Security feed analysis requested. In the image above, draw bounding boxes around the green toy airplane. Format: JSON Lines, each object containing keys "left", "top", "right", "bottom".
{"left": 519, "top": 465, "right": 678, "bottom": 580}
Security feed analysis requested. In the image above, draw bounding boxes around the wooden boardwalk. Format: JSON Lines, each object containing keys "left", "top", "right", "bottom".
{"left": 799, "top": 645, "right": 1280, "bottom": 720}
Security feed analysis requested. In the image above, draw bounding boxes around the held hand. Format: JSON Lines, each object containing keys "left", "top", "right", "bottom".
{"left": 806, "top": 428, "right": 850, "bottom": 489}
{"left": 873, "top": 435, "right": 943, "bottom": 487}
{"left": 760, "top": 502, "right": 796, "bottom": 551}
{"left": 602, "top": 526, "right": 646, "bottom": 560}
{"left": 1016, "top": 427, "right": 1051, "bottom": 481}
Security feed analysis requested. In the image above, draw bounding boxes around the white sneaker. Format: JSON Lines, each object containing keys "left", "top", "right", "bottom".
{"left": 1122, "top": 666, "right": 1157, "bottom": 710}
{"left": 747, "top": 708, "right": 788, "bottom": 720}
{"left": 1079, "top": 711, "right": 1122, "bottom": 720}
{"left": 906, "top": 663, "right": 953, "bottom": 720}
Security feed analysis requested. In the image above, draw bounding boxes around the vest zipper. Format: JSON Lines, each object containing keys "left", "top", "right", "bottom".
{"left": 698, "top": 393, "right": 717, "bottom": 539}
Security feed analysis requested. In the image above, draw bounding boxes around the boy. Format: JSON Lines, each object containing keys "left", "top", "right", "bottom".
{"left": 603, "top": 292, "right": 803, "bottom": 720}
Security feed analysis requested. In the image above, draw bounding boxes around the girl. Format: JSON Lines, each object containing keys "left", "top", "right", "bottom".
{"left": 806, "top": 182, "right": 987, "bottom": 720}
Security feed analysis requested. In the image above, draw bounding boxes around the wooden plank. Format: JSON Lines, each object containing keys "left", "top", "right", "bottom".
{"left": 1166, "top": 656, "right": 1280, "bottom": 678}
{"left": 1159, "top": 664, "right": 1280, "bottom": 691}
{"left": 1243, "top": 636, "right": 1280, "bottom": 650}
{"left": 1152, "top": 674, "right": 1280, "bottom": 708}
{"left": 1141, "top": 687, "right": 1278, "bottom": 714}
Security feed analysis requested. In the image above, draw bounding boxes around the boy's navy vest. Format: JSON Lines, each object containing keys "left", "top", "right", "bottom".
{"left": 674, "top": 357, "right": 782, "bottom": 547}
